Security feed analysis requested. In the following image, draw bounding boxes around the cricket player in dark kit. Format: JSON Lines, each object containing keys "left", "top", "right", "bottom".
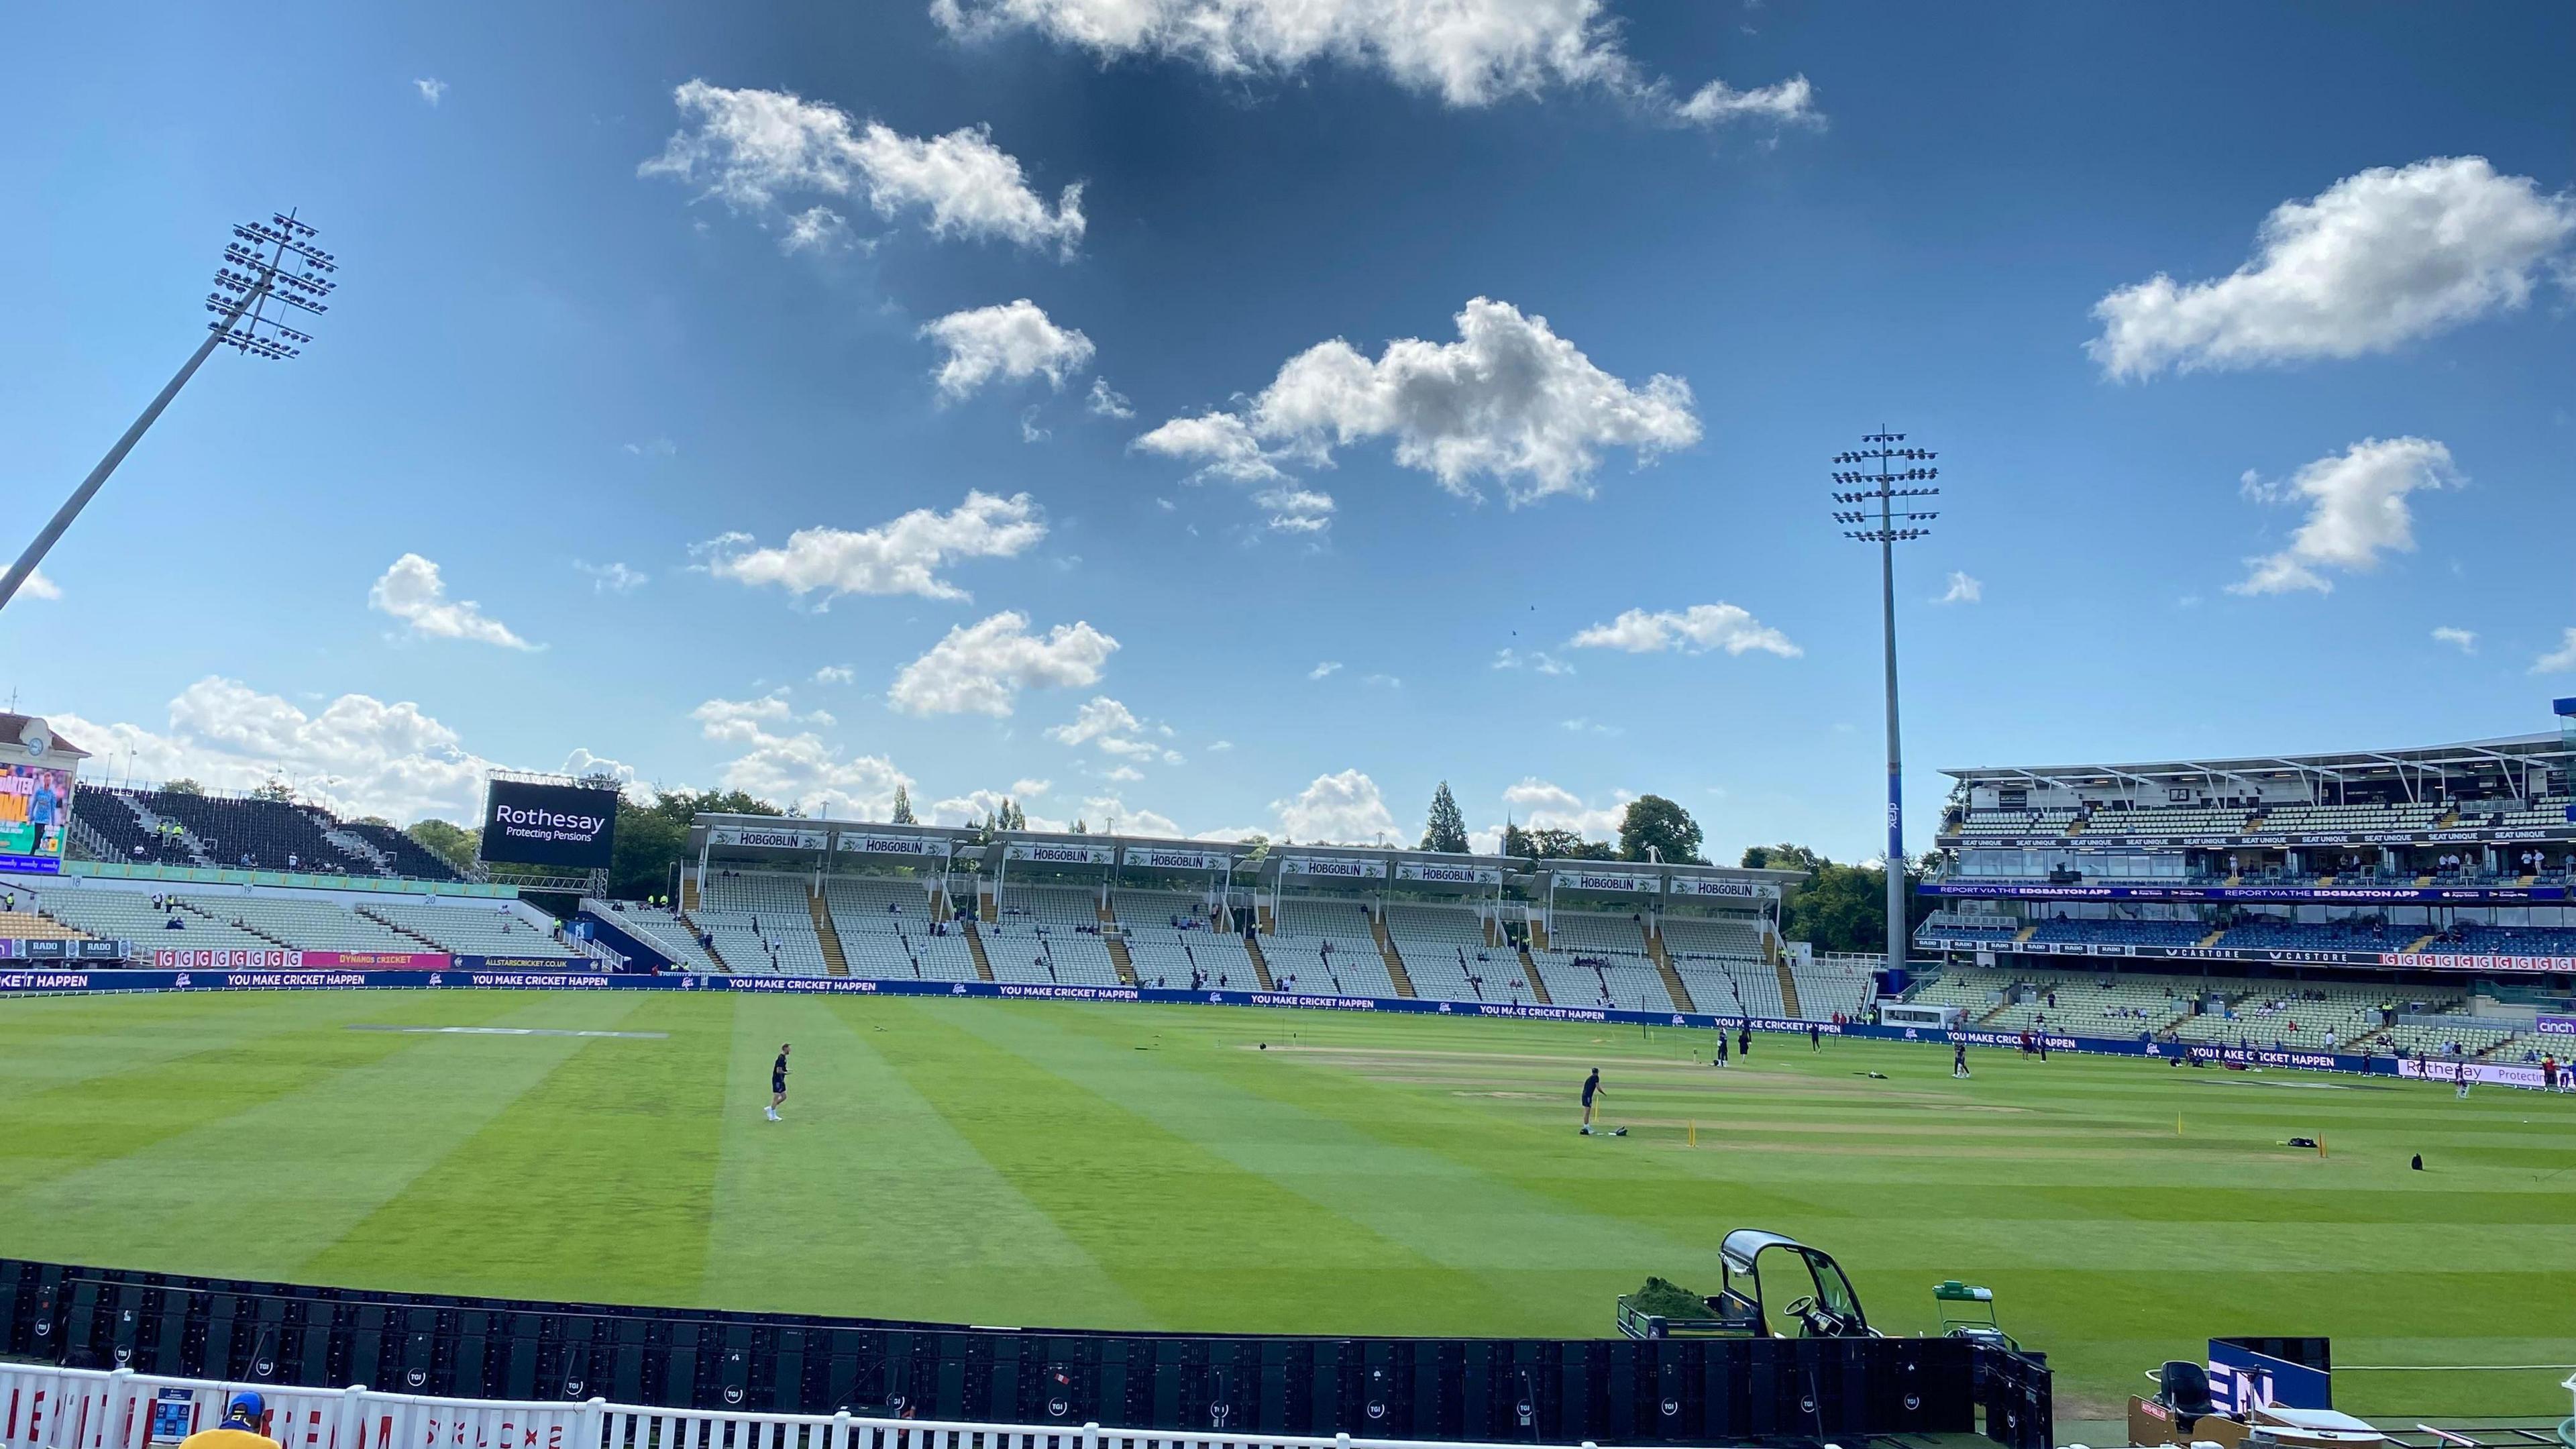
{"left": 767, "top": 1042, "right": 790, "bottom": 1120}
{"left": 1579, "top": 1067, "right": 1603, "bottom": 1134}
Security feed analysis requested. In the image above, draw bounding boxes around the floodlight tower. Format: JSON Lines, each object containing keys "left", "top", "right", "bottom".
{"left": 0, "top": 211, "right": 337, "bottom": 613}
{"left": 1830, "top": 431, "right": 1939, "bottom": 977}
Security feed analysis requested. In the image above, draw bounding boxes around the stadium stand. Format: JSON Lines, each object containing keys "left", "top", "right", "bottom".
{"left": 690, "top": 872, "right": 826, "bottom": 975}
{"left": 363, "top": 902, "right": 578, "bottom": 960}
{"left": 0, "top": 908, "right": 87, "bottom": 940}
{"left": 1526, "top": 949, "right": 1676, "bottom": 1012}
{"left": 1656, "top": 915, "right": 1767, "bottom": 958}
{"left": 71, "top": 786, "right": 475, "bottom": 881}
{"left": 1952, "top": 807, "right": 2082, "bottom": 838}
{"left": 998, "top": 883, "right": 1102, "bottom": 928}
{"left": 1917, "top": 910, "right": 2019, "bottom": 941}
{"left": 38, "top": 890, "right": 280, "bottom": 949}
{"left": 1382, "top": 902, "right": 1529, "bottom": 1003}
{"left": 1671, "top": 957, "right": 1783, "bottom": 1016}
{"left": 2026, "top": 918, "right": 2208, "bottom": 947}
{"left": 2212, "top": 918, "right": 2416, "bottom": 953}
{"left": 981, "top": 921, "right": 1123, "bottom": 986}
{"left": 1267, "top": 896, "right": 1393, "bottom": 996}
{"left": 1549, "top": 911, "right": 1651, "bottom": 956}
{"left": 209, "top": 895, "right": 426, "bottom": 952}
{"left": 590, "top": 901, "right": 724, "bottom": 973}
{"left": 2430, "top": 923, "right": 2576, "bottom": 957}
{"left": 341, "top": 821, "right": 464, "bottom": 881}
{"left": 1792, "top": 957, "right": 1876, "bottom": 1019}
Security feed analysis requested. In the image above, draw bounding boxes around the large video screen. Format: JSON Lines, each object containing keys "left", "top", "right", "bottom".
{"left": 478, "top": 780, "right": 619, "bottom": 869}
{"left": 0, "top": 762, "right": 70, "bottom": 874}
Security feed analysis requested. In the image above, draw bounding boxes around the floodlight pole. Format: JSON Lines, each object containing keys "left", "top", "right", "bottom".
{"left": 1830, "top": 431, "right": 1941, "bottom": 979}
{"left": 0, "top": 211, "right": 335, "bottom": 616}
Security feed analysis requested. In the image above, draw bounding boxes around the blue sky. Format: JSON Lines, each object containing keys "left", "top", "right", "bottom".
{"left": 3, "top": 1, "right": 2571, "bottom": 858}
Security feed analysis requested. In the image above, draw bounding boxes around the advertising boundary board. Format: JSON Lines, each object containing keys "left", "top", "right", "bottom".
{"left": 3, "top": 968, "right": 2524, "bottom": 1084}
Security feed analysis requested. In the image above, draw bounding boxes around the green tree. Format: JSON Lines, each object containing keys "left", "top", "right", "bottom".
{"left": 604, "top": 787, "right": 784, "bottom": 899}
{"left": 406, "top": 818, "right": 480, "bottom": 871}
{"left": 251, "top": 780, "right": 294, "bottom": 802}
{"left": 1521, "top": 827, "right": 1615, "bottom": 861}
{"left": 1071, "top": 818, "right": 1089, "bottom": 833}
{"left": 163, "top": 777, "right": 205, "bottom": 796}
{"left": 1002, "top": 799, "right": 1026, "bottom": 831}
{"left": 1419, "top": 782, "right": 1470, "bottom": 853}
{"left": 1758, "top": 845, "right": 1933, "bottom": 957}
{"left": 1617, "top": 794, "right": 1703, "bottom": 863}
{"left": 890, "top": 784, "right": 916, "bottom": 825}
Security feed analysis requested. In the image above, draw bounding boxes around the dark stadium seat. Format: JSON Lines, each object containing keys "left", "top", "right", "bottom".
{"left": 2156, "top": 1360, "right": 2219, "bottom": 1426}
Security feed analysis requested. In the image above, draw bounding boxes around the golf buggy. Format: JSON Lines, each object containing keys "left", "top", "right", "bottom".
{"left": 1615, "top": 1229, "right": 1875, "bottom": 1340}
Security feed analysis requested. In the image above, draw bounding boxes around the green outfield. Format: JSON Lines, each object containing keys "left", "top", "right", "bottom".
{"left": 1, "top": 989, "right": 2570, "bottom": 1419}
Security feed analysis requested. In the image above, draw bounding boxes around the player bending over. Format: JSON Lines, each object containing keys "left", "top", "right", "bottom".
{"left": 1579, "top": 1067, "right": 1604, "bottom": 1134}
{"left": 767, "top": 1042, "right": 790, "bottom": 1120}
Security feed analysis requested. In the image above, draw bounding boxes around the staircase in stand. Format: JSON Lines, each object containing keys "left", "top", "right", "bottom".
{"left": 1243, "top": 932, "right": 1275, "bottom": 990}
{"left": 808, "top": 888, "right": 850, "bottom": 977}
{"left": 176, "top": 899, "right": 290, "bottom": 948}
{"left": 961, "top": 921, "right": 996, "bottom": 981}
{"left": 1519, "top": 945, "right": 1552, "bottom": 1005}
{"left": 1368, "top": 912, "right": 1416, "bottom": 997}
{"left": 1772, "top": 960, "right": 1803, "bottom": 1018}
{"left": 356, "top": 906, "right": 443, "bottom": 951}
{"left": 680, "top": 876, "right": 701, "bottom": 913}
{"left": 1099, "top": 899, "right": 1137, "bottom": 985}
{"left": 1646, "top": 925, "right": 1696, "bottom": 1011}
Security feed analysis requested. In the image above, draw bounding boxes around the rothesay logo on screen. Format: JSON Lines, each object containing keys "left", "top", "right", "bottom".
{"left": 479, "top": 781, "right": 621, "bottom": 869}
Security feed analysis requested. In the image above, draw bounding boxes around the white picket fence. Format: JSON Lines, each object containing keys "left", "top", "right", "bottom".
{"left": 0, "top": 1368, "right": 1612, "bottom": 1449}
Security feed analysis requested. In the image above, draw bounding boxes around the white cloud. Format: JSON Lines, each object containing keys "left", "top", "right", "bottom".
{"left": 3, "top": 564, "right": 61, "bottom": 601}
{"left": 368, "top": 554, "right": 539, "bottom": 651}
{"left": 623, "top": 437, "right": 678, "bottom": 458}
{"left": 1077, "top": 792, "right": 1181, "bottom": 838}
{"left": 928, "top": 787, "right": 1065, "bottom": 830}
{"left": 1560, "top": 717, "right": 1621, "bottom": 736}
{"left": 1085, "top": 376, "right": 1133, "bottom": 419}
{"left": 413, "top": 78, "right": 446, "bottom": 106}
{"left": 2230, "top": 436, "right": 2459, "bottom": 596}
{"left": 1675, "top": 74, "right": 1817, "bottom": 127}
{"left": 576, "top": 560, "right": 649, "bottom": 594}
{"left": 920, "top": 299, "right": 1097, "bottom": 400}
{"left": 1935, "top": 571, "right": 1982, "bottom": 605}
{"left": 1363, "top": 673, "right": 1401, "bottom": 688}
{"left": 780, "top": 205, "right": 857, "bottom": 254}
{"left": 1275, "top": 768, "right": 1398, "bottom": 844}
{"left": 561, "top": 748, "right": 637, "bottom": 785}
{"left": 2430, "top": 626, "right": 2478, "bottom": 655}
{"left": 1255, "top": 485, "right": 1336, "bottom": 533}
{"left": 55, "top": 677, "right": 500, "bottom": 823}
{"left": 1045, "top": 695, "right": 1179, "bottom": 765}
{"left": 1308, "top": 661, "right": 1343, "bottom": 680}
{"left": 812, "top": 665, "right": 857, "bottom": 685}
{"left": 699, "top": 490, "right": 1045, "bottom": 602}
{"left": 889, "top": 610, "right": 1118, "bottom": 716}
{"left": 2533, "top": 629, "right": 2576, "bottom": 675}
{"left": 1501, "top": 776, "right": 1628, "bottom": 841}
{"left": 640, "top": 80, "right": 1085, "bottom": 256}
{"left": 1137, "top": 297, "right": 1699, "bottom": 508}
{"left": 1492, "top": 647, "right": 1574, "bottom": 675}
{"left": 1102, "top": 764, "right": 1144, "bottom": 782}
{"left": 1012, "top": 777, "right": 1052, "bottom": 796}
{"left": 2089, "top": 156, "right": 2576, "bottom": 379}
{"left": 1568, "top": 602, "right": 1799, "bottom": 657}
{"left": 1207, "top": 739, "right": 1233, "bottom": 752}
{"left": 689, "top": 694, "right": 906, "bottom": 817}
{"left": 931, "top": 0, "right": 1819, "bottom": 129}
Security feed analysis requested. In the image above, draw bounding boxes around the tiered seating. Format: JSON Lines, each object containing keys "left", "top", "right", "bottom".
{"left": 1549, "top": 912, "right": 1650, "bottom": 955}
{"left": 1951, "top": 807, "right": 2081, "bottom": 838}
{"left": 997, "top": 883, "right": 1101, "bottom": 928}
{"left": 72, "top": 791, "right": 193, "bottom": 865}
{"left": 1904, "top": 966, "right": 2017, "bottom": 1014}
{"left": 824, "top": 875, "right": 938, "bottom": 947}
{"left": 38, "top": 890, "right": 274, "bottom": 949}
{"left": 2163, "top": 981, "right": 2412, "bottom": 1049}
{"left": 116, "top": 789, "right": 370, "bottom": 873}
{"left": 0, "top": 908, "right": 87, "bottom": 940}
{"left": 1525, "top": 949, "right": 1678, "bottom": 1012}
{"left": 592, "top": 902, "right": 724, "bottom": 973}
{"left": 1978, "top": 971, "right": 2200, "bottom": 1036}
{"left": 980, "top": 921, "right": 1123, "bottom": 986}
{"left": 1790, "top": 957, "right": 1876, "bottom": 1018}
{"left": 914, "top": 930, "right": 981, "bottom": 982}
{"left": 2027, "top": 918, "right": 2208, "bottom": 947}
{"left": 2213, "top": 918, "right": 2413, "bottom": 953}
{"left": 2360, "top": 1019, "right": 2524, "bottom": 1059}
{"left": 2430, "top": 924, "right": 2576, "bottom": 957}
{"left": 1657, "top": 915, "right": 1766, "bottom": 958}
{"left": 1382, "top": 903, "right": 1503, "bottom": 1002}
{"left": 362, "top": 903, "right": 580, "bottom": 961}
{"left": 1112, "top": 889, "right": 1214, "bottom": 931}
{"left": 2084, "top": 805, "right": 2252, "bottom": 836}
{"left": 211, "top": 896, "right": 425, "bottom": 952}
{"left": 1267, "top": 896, "right": 1390, "bottom": 996}
{"left": 2257, "top": 802, "right": 2449, "bottom": 834}
{"left": 1673, "top": 958, "right": 1783, "bottom": 1016}
{"left": 2485, "top": 797, "right": 2574, "bottom": 833}
{"left": 339, "top": 822, "right": 464, "bottom": 881}
{"left": 1917, "top": 910, "right": 2019, "bottom": 941}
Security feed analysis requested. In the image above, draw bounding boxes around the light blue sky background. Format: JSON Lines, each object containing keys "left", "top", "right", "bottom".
{"left": 3, "top": 1, "right": 2571, "bottom": 856}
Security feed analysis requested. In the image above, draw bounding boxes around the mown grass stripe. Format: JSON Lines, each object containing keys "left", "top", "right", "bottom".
{"left": 692, "top": 996, "right": 1155, "bottom": 1328}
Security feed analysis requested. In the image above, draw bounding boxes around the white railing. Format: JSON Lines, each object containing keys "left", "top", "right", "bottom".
{"left": 0, "top": 1367, "right": 1616, "bottom": 1449}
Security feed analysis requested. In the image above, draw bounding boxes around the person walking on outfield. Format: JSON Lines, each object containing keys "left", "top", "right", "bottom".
{"left": 767, "top": 1042, "right": 791, "bottom": 1120}
{"left": 1953, "top": 1040, "right": 1970, "bottom": 1078}
{"left": 1809, "top": 1023, "right": 1821, "bottom": 1053}
{"left": 1579, "top": 1067, "right": 1605, "bottom": 1134}
{"left": 1737, "top": 1026, "right": 1752, "bottom": 1059}
{"left": 179, "top": 1394, "right": 278, "bottom": 1449}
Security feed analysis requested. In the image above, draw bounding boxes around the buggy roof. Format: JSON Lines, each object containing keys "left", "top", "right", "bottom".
{"left": 1719, "top": 1230, "right": 1810, "bottom": 1273}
